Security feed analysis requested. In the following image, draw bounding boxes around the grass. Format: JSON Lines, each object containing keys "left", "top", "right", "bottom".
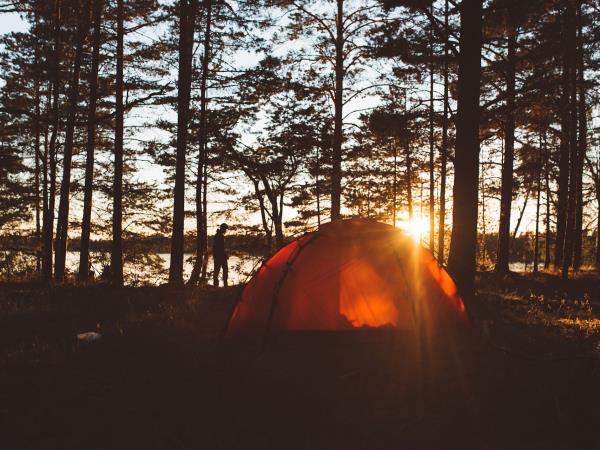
{"left": 1, "top": 272, "right": 599, "bottom": 449}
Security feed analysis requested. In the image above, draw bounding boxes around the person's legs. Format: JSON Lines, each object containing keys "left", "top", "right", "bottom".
{"left": 222, "top": 260, "right": 228, "bottom": 287}
{"left": 213, "top": 258, "right": 220, "bottom": 287}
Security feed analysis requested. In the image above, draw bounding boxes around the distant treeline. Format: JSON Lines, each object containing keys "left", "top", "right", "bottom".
{"left": 0, "top": 233, "right": 268, "bottom": 255}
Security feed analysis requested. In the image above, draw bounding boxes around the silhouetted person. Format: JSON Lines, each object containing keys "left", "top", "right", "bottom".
{"left": 213, "top": 223, "right": 229, "bottom": 287}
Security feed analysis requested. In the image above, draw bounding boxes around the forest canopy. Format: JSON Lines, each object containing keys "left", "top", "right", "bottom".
{"left": 0, "top": 0, "right": 599, "bottom": 291}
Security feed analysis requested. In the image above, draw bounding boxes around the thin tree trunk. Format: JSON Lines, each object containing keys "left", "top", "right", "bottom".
{"left": 201, "top": 148, "right": 208, "bottom": 284}
{"left": 252, "top": 178, "right": 272, "bottom": 251}
{"left": 406, "top": 141, "right": 413, "bottom": 221}
{"left": 480, "top": 162, "right": 486, "bottom": 265}
{"left": 112, "top": 0, "right": 124, "bottom": 286}
{"left": 42, "top": 86, "right": 50, "bottom": 275}
{"left": 330, "top": 0, "right": 344, "bottom": 220}
{"left": 55, "top": 0, "right": 90, "bottom": 281}
{"left": 189, "top": 0, "right": 213, "bottom": 286}
{"left": 169, "top": 0, "right": 197, "bottom": 286}
{"left": 438, "top": 0, "right": 449, "bottom": 264}
{"left": 34, "top": 30, "right": 41, "bottom": 273}
{"left": 562, "top": 1, "right": 578, "bottom": 280}
{"left": 533, "top": 134, "right": 542, "bottom": 273}
{"left": 200, "top": 154, "right": 209, "bottom": 281}
{"left": 42, "top": 0, "right": 61, "bottom": 282}
{"left": 428, "top": 3, "right": 435, "bottom": 252}
{"left": 262, "top": 177, "right": 284, "bottom": 247}
{"left": 495, "top": 15, "right": 516, "bottom": 273}
{"left": 447, "top": 0, "right": 483, "bottom": 297}
{"left": 555, "top": 4, "right": 573, "bottom": 270}
{"left": 544, "top": 131, "right": 551, "bottom": 269}
{"left": 79, "top": 0, "right": 103, "bottom": 282}
{"left": 316, "top": 145, "right": 321, "bottom": 227}
{"left": 597, "top": 190, "right": 600, "bottom": 266}
{"left": 393, "top": 143, "right": 397, "bottom": 227}
{"left": 512, "top": 190, "right": 529, "bottom": 241}
{"left": 573, "top": 2, "right": 586, "bottom": 270}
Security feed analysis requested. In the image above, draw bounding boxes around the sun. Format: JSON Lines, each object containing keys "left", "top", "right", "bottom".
{"left": 399, "top": 216, "right": 431, "bottom": 242}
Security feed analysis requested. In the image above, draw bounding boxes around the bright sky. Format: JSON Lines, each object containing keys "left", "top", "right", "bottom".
{"left": 2, "top": 5, "right": 593, "bottom": 243}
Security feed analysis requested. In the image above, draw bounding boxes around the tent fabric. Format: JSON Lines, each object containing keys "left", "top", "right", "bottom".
{"left": 226, "top": 218, "right": 467, "bottom": 337}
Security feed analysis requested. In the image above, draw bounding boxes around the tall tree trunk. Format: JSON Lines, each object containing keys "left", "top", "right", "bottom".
{"left": 42, "top": 0, "right": 61, "bottom": 282}
{"left": 495, "top": 16, "right": 516, "bottom": 273}
{"left": 112, "top": 0, "right": 124, "bottom": 286}
{"left": 79, "top": 0, "right": 103, "bottom": 282}
{"left": 330, "top": 0, "right": 344, "bottom": 220}
{"left": 200, "top": 154, "right": 209, "bottom": 281}
{"left": 189, "top": 0, "right": 213, "bottom": 286}
{"left": 250, "top": 177, "right": 272, "bottom": 251}
{"left": 169, "top": 0, "right": 197, "bottom": 285}
{"left": 511, "top": 190, "right": 529, "bottom": 241}
{"left": 533, "top": 134, "right": 542, "bottom": 273}
{"left": 555, "top": 4, "right": 573, "bottom": 270}
{"left": 393, "top": 143, "right": 397, "bottom": 226}
{"left": 597, "top": 187, "right": 600, "bottom": 266}
{"left": 447, "top": 0, "right": 483, "bottom": 297}
{"left": 406, "top": 140, "right": 413, "bottom": 220}
{"left": 573, "top": 2, "right": 586, "bottom": 270}
{"left": 262, "top": 177, "right": 284, "bottom": 247}
{"left": 316, "top": 145, "right": 321, "bottom": 227}
{"left": 562, "top": 1, "right": 578, "bottom": 280}
{"left": 438, "top": 0, "right": 449, "bottom": 264}
{"left": 544, "top": 131, "right": 551, "bottom": 269}
{"left": 427, "top": 5, "right": 435, "bottom": 251}
{"left": 55, "top": 0, "right": 90, "bottom": 281}
{"left": 428, "top": 3, "right": 435, "bottom": 251}
{"left": 34, "top": 30, "right": 41, "bottom": 273}
{"left": 480, "top": 162, "right": 487, "bottom": 265}
{"left": 42, "top": 87, "right": 50, "bottom": 275}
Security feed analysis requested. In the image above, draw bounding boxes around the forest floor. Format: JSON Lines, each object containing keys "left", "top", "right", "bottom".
{"left": 1, "top": 271, "right": 599, "bottom": 450}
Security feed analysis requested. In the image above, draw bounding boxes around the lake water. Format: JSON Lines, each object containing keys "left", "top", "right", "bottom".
{"left": 2, "top": 249, "right": 534, "bottom": 286}
{"left": 62, "top": 252, "right": 263, "bottom": 286}
{"left": 0, "top": 251, "right": 262, "bottom": 286}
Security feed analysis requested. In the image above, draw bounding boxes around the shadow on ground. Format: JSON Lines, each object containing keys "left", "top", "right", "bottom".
{"left": 0, "top": 277, "right": 599, "bottom": 450}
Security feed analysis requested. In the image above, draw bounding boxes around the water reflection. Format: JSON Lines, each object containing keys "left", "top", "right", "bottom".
{"left": 2, "top": 251, "right": 262, "bottom": 286}
{"left": 77, "top": 253, "right": 262, "bottom": 286}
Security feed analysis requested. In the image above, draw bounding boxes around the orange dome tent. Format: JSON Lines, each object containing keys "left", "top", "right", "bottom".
{"left": 226, "top": 219, "right": 468, "bottom": 337}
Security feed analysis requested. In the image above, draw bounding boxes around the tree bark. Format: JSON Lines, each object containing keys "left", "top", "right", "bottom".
{"left": 533, "top": 134, "right": 542, "bottom": 273}
{"left": 447, "top": 0, "right": 483, "bottom": 297}
{"left": 79, "top": 0, "right": 103, "bottom": 282}
{"left": 597, "top": 187, "right": 600, "bottom": 267}
{"left": 55, "top": 0, "right": 90, "bottom": 281}
{"left": 428, "top": 3, "right": 435, "bottom": 252}
{"left": 562, "top": 0, "right": 578, "bottom": 280}
{"left": 316, "top": 145, "right": 321, "bottom": 227}
{"left": 34, "top": 26, "right": 41, "bottom": 273}
{"left": 438, "top": 0, "right": 449, "bottom": 264}
{"left": 495, "top": 15, "right": 516, "bottom": 273}
{"left": 406, "top": 140, "right": 413, "bottom": 220}
{"left": 42, "top": 0, "right": 61, "bottom": 282}
{"left": 393, "top": 143, "right": 397, "bottom": 227}
{"left": 573, "top": 2, "right": 586, "bottom": 270}
{"left": 544, "top": 131, "right": 551, "bottom": 269}
{"left": 555, "top": 4, "right": 573, "bottom": 271}
{"left": 112, "top": 0, "right": 124, "bottom": 286}
{"left": 189, "top": 0, "right": 213, "bottom": 286}
{"left": 511, "top": 190, "right": 529, "bottom": 241}
{"left": 330, "top": 0, "right": 344, "bottom": 220}
{"left": 169, "top": 0, "right": 197, "bottom": 285}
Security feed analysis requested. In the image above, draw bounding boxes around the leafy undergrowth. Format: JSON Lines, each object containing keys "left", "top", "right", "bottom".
{"left": 1, "top": 277, "right": 600, "bottom": 449}
{"left": 0, "top": 281, "right": 241, "bottom": 366}
{"left": 476, "top": 270, "right": 600, "bottom": 358}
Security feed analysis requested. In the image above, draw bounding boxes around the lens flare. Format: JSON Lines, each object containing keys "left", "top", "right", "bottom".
{"left": 399, "top": 216, "right": 431, "bottom": 242}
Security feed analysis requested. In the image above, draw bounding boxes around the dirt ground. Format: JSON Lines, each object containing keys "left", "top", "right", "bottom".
{"left": 1, "top": 273, "right": 599, "bottom": 450}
